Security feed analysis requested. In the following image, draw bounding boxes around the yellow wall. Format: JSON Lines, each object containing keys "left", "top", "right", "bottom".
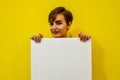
{"left": 0, "top": 0, "right": 120, "bottom": 80}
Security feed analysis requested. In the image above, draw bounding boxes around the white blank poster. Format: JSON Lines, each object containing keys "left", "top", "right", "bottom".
{"left": 31, "top": 38, "right": 92, "bottom": 80}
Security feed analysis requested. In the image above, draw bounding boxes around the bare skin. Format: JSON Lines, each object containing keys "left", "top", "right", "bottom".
{"left": 31, "top": 14, "right": 91, "bottom": 42}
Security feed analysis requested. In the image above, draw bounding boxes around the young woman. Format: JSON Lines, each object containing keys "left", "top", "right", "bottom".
{"left": 31, "top": 7, "right": 91, "bottom": 42}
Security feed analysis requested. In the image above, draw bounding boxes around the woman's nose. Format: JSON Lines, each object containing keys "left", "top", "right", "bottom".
{"left": 52, "top": 23, "right": 57, "bottom": 29}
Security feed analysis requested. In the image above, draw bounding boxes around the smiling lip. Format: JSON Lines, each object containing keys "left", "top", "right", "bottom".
{"left": 52, "top": 31, "right": 59, "bottom": 34}
{"left": 51, "top": 29, "right": 60, "bottom": 34}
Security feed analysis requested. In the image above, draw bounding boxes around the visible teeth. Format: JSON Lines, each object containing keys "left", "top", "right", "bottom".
{"left": 52, "top": 29, "right": 60, "bottom": 33}
{"left": 56, "top": 30, "right": 59, "bottom": 31}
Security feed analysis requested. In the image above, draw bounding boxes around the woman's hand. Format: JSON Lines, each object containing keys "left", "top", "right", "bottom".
{"left": 31, "top": 34, "right": 43, "bottom": 43}
{"left": 78, "top": 32, "right": 91, "bottom": 42}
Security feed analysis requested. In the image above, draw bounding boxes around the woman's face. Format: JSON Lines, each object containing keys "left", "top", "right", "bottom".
{"left": 49, "top": 14, "right": 71, "bottom": 38}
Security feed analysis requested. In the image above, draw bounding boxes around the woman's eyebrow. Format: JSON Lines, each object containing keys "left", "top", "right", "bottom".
{"left": 55, "top": 20, "right": 62, "bottom": 23}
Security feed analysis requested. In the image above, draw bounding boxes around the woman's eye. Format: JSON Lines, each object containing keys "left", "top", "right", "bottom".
{"left": 50, "top": 23, "right": 53, "bottom": 26}
{"left": 56, "top": 22, "right": 62, "bottom": 25}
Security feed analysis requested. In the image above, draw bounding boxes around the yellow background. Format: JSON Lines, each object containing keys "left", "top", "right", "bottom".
{"left": 0, "top": 0, "right": 120, "bottom": 80}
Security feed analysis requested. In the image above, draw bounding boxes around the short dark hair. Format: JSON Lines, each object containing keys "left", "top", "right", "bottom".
{"left": 48, "top": 7, "right": 73, "bottom": 25}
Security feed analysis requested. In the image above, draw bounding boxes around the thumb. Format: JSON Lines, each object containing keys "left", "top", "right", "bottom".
{"left": 39, "top": 34, "right": 43, "bottom": 38}
{"left": 78, "top": 32, "right": 82, "bottom": 37}
{"left": 30, "top": 36, "right": 35, "bottom": 40}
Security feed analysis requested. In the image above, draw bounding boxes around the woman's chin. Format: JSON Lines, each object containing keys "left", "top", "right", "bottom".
{"left": 53, "top": 35, "right": 66, "bottom": 38}
{"left": 53, "top": 36, "right": 62, "bottom": 38}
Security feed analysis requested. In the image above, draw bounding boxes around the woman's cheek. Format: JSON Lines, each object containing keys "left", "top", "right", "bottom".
{"left": 58, "top": 25, "right": 64, "bottom": 30}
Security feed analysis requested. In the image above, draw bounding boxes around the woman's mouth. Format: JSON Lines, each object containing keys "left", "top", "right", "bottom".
{"left": 52, "top": 29, "right": 60, "bottom": 34}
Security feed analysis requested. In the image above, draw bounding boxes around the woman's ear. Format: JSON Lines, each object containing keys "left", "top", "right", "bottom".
{"left": 67, "top": 22, "right": 72, "bottom": 31}
{"left": 68, "top": 21, "right": 72, "bottom": 26}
